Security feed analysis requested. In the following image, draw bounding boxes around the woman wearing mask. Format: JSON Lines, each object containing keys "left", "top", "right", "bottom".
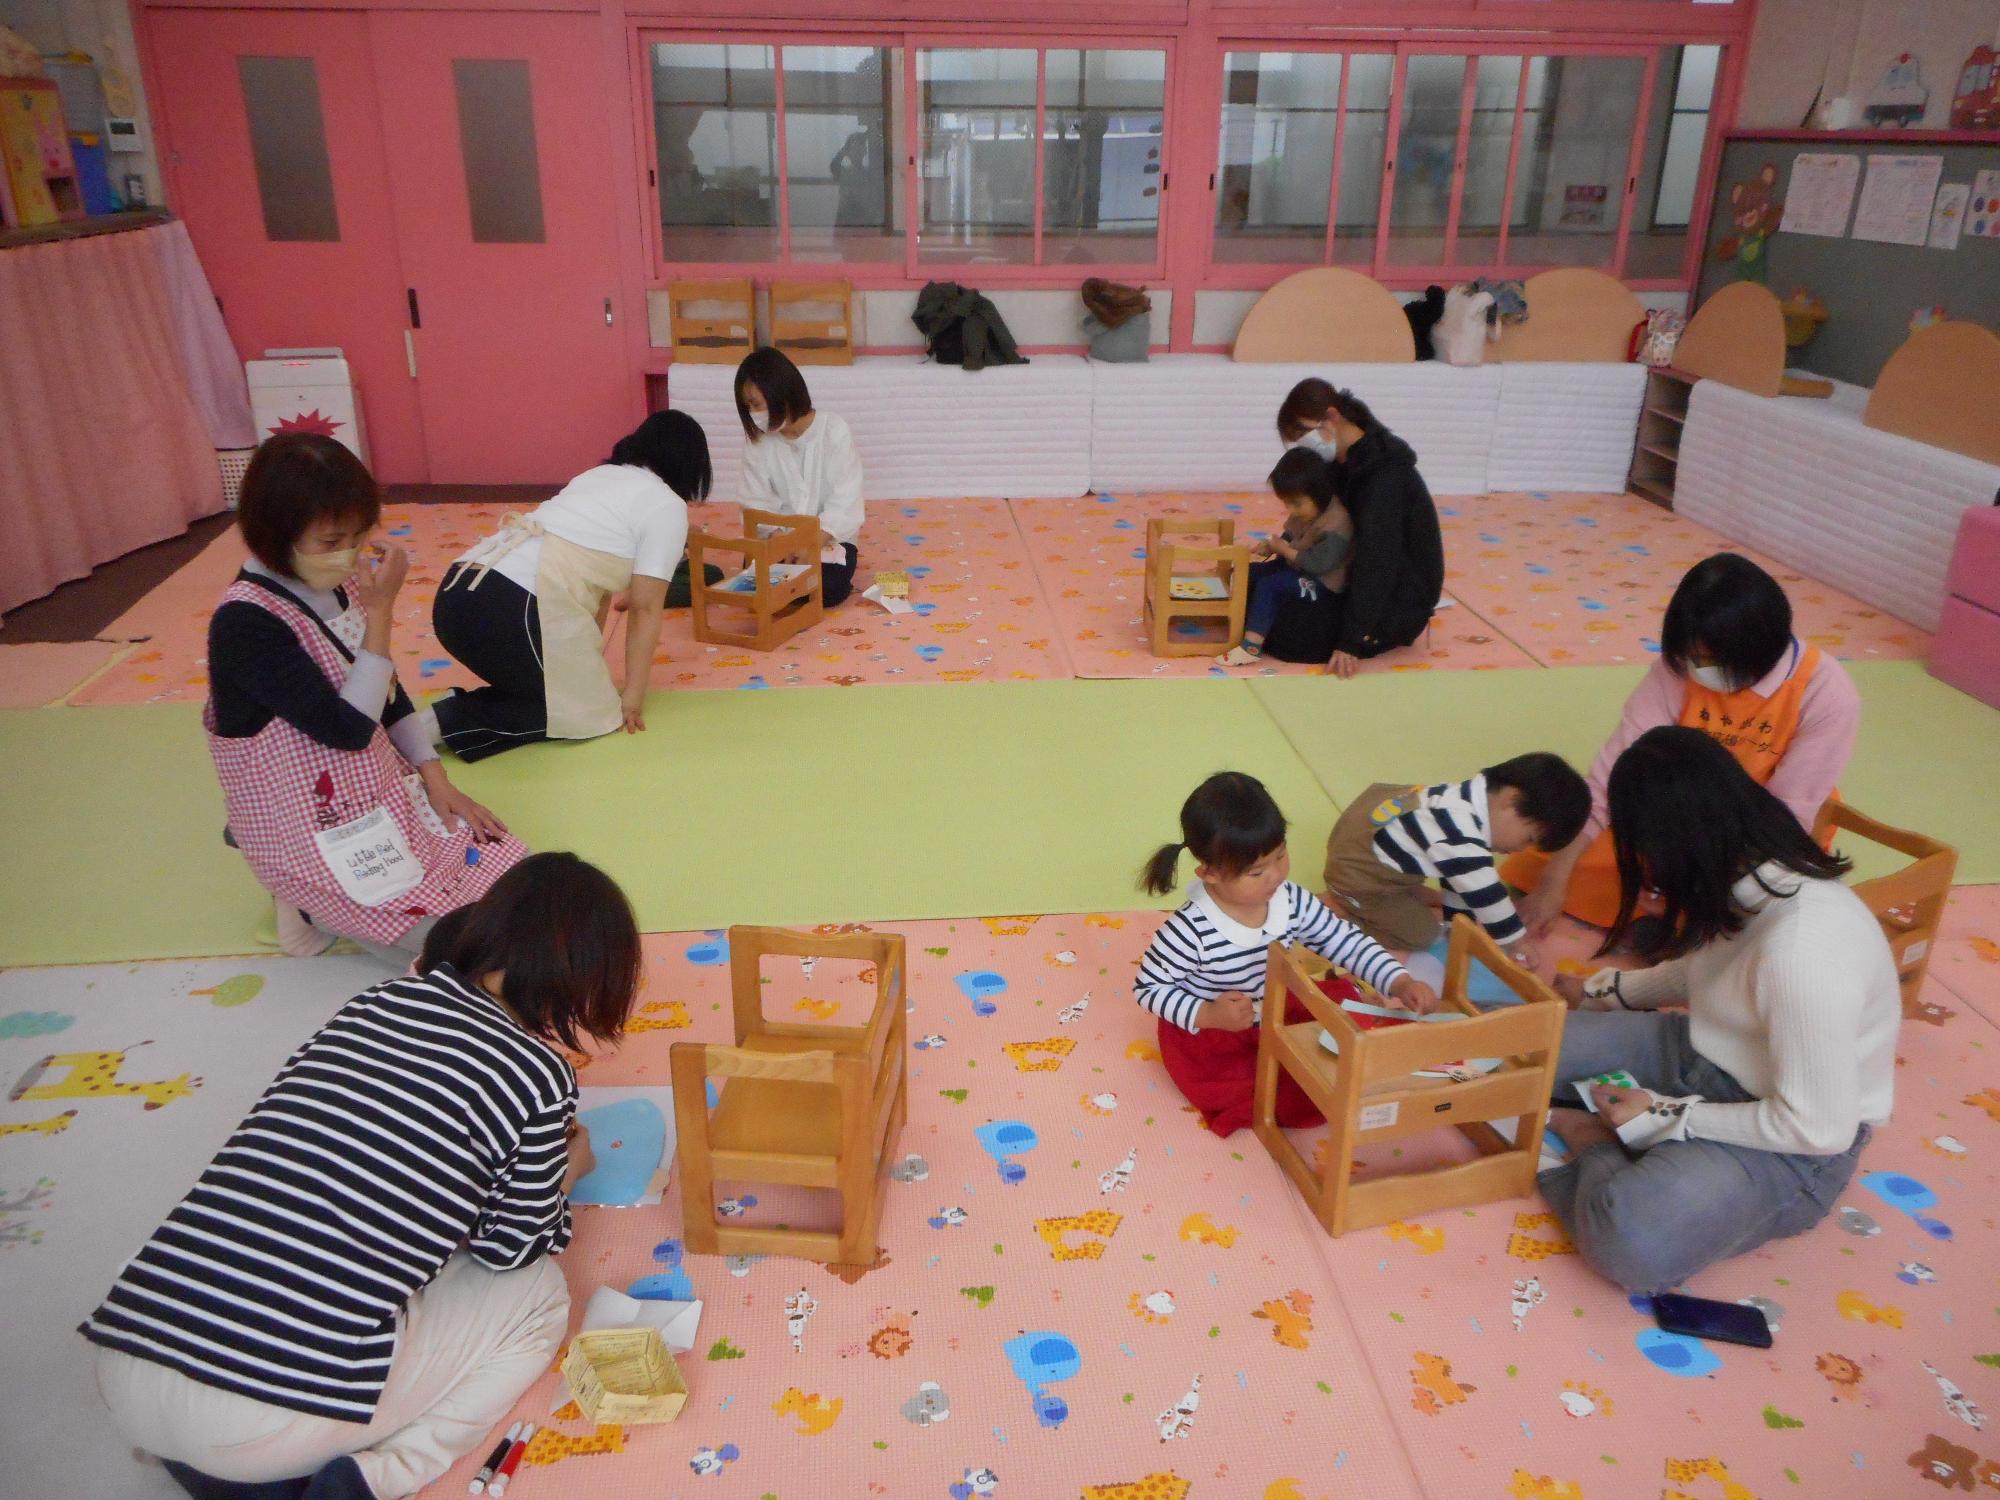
{"left": 734, "top": 347, "right": 865, "bottom": 606}
{"left": 1507, "top": 553, "right": 1861, "bottom": 934}
{"left": 204, "top": 434, "right": 526, "bottom": 962}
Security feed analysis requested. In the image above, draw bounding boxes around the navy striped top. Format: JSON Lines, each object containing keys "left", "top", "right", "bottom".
{"left": 1135, "top": 880, "right": 1407, "bottom": 1032}
{"left": 1370, "top": 774, "right": 1526, "bottom": 945}
{"left": 79, "top": 966, "right": 575, "bottom": 1421}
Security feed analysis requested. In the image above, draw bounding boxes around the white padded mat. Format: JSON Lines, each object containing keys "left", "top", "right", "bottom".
{"left": 666, "top": 356, "right": 1093, "bottom": 502}
{"left": 1087, "top": 355, "right": 1498, "bottom": 496}
{"left": 1488, "top": 362, "right": 1646, "bottom": 492}
{"left": 1675, "top": 377, "right": 2000, "bottom": 632}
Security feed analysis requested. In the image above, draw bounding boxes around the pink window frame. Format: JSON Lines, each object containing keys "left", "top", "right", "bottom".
{"left": 636, "top": 27, "right": 1176, "bottom": 287}
{"left": 1194, "top": 33, "right": 1733, "bottom": 295}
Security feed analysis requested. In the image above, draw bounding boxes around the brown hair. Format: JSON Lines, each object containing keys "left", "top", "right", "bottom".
{"left": 734, "top": 347, "right": 814, "bottom": 441}
{"left": 431, "top": 852, "right": 643, "bottom": 1050}
{"left": 1140, "top": 772, "right": 1289, "bottom": 896}
{"left": 1275, "top": 378, "right": 1339, "bottom": 442}
{"left": 1081, "top": 278, "right": 1152, "bottom": 330}
{"left": 236, "top": 433, "right": 381, "bottom": 575}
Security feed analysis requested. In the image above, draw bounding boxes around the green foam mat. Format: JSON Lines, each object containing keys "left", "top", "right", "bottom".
{"left": 1252, "top": 659, "right": 2000, "bottom": 885}
{"left": 0, "top": 680, "right": 1335, "bottom": 966}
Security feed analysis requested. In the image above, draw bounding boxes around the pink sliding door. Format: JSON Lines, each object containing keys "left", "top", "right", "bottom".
{"left": 146, "top": 9, "right": 429, "bottom": 482}
{"left": 368, "top": 12, "right": 635, "bottom": 485}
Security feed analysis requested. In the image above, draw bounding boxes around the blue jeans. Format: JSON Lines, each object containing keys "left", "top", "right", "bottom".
{"left": 1245, "top": 560, "right": 1320, "bottom": 643}
{"left": 1537, "top": 1010, "right": 1869, "bottom": 1293}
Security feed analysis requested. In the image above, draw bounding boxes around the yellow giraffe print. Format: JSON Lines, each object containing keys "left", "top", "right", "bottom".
{"left": 9, "top": 1044, "right": 200, "bottom": 1112}
{"left": 1035, "top": 1210, "right": 1123, "bottom": 1261}
{"left": 1661, "top": 1455, "right": 1756, "bottom": 1500}
{"left": 0, "top": 1111, "right": 75, "bottom": 1139}
{"left": 1506, "top": 1211, "right": 1577, "bottom": 1261}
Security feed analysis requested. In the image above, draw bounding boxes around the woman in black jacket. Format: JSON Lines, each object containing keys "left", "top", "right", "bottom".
{"left": 1275, "top": 383, "right": 1445, "bottom": 678}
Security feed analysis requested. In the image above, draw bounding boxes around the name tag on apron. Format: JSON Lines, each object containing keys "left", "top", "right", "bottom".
{"left": 314, "top": 805, "right": 424, "bottom": 908}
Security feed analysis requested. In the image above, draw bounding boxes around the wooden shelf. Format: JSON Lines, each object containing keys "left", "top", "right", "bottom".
{"left": 1630, "top": 476, "right": 1676, "bottom": 509}
{"left": 1639, "top": 439, "right": 1680, "bottom": 463}
{"left": 1644, "top": 404, "right": 1687, "bottom": 425}
{"left": 1629, "top": 365, "right": 1692, "bottom": 511}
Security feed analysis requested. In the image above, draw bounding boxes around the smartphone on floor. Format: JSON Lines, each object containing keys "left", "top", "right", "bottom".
{"left": 1652, "top": 1292, "right": 1773, "bottom": 1348}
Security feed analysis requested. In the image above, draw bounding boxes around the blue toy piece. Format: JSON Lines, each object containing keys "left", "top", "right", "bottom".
{"left": 570, "top": 1096, "right": 669, "bottom": 1207}
{"left": 1860, "top": 1171, "right": 1953, "bottom": 1240}
{"left": 1003, "top": 1330, "right": 1081, "bottom": 1428}
{"left": 975, "top": 1120, "right": 1039, "bottom": 1184}
{"left": 1419, "top": 934, "right": 1518, "bottom": 1007}
{"left": 630, "top": 1238, "right": 696, "bottom": 1301}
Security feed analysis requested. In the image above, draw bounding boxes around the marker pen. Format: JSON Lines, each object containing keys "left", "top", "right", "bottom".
{"left": 487, "top": 1424, "right": 536, "bottom": 1497}
{"left": 468, "top": 1422, "right": 522, "bottom": 1494}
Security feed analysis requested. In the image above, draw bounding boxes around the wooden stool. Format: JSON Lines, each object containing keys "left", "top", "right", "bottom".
{"left": 671, "top": 926, "right": 907, "bottom": 1268}
{"left": 770, "top": 280, "right": 855, "bottom": 366}
{"left": 1813, "top": 799, "right": 1958, "bottom": 1014}
{"left": 1143, "top": 518, "right": 1249, "bottom": 657}
{"left": 667, "top": 279, "right": 756, "bottom": 365}
{"left": 1254, "top": 917, "right": 1567, "bottom": 1236}
{"left": 688, "top": 508, "right": 825, "bottom": 651}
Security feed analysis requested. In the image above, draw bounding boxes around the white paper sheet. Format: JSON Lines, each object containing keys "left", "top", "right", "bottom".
{"left": 570, "top": 1086, "right": 676, "bottom": 1207}
{"left": 1852, "top": 155, "right": 1943, "bottom": 247}
{"left": 1778, "top": 154, "right": 1860, "bottom": 238}
{"left": 581, "top": 1287, "right": 704, "bottom": 1349}
{"left": 1928, "top": 183, "right": 1969, "bottom": 251}
{"left": 1969, "top": 171, "right": 2000, "bottom": 238}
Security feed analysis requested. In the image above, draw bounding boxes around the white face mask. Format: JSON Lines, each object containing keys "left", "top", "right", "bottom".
{"left": 757, "top": 408, "right": 785, "bottom": 435}
{"left": 1293, "top": 429, "right": 1339, "bottom": 461}
{"left": 1687, "top": 663, "right": 1740, "bottom": 692}
{"left": 291, "top": 546, "right": 359, "bottom": 592}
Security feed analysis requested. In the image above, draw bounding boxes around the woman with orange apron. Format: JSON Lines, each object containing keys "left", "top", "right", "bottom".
{"left": 1505, "top": 554, "right": 1861, "bottom": 931}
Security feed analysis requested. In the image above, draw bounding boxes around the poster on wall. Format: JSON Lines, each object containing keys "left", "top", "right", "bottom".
{"left": 1778, "top": 153, "right": 1860, "bottom": 237}
{"left": 1559, "top": 184, "right": 1608, "bottom": 228}
{"left": 1927, "top": 183, "right": 1969, "bottom": 250}
{"left": 1852, "top": 154, "right": 1943, "bottom": 246}
{"left": 1970, "top": 170, "right": 2000, "bottom": 238}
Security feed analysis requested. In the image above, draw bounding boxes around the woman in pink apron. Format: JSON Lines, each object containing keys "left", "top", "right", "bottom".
{"left": 206, "top": 434, "right": 528, "bottom": 959}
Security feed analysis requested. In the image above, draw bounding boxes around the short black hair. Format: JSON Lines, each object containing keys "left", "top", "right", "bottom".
{"left": 1141, "top": 771, "right": 1288, "bottom": 895}
{"left": 1276, "top": 378, "right": 1337, "bottom": 442}
{"left": 734, "top": 347, "right": 814, "bottom": 440}
{"left": 431, "top": 852, "right": 642, "bottom": 1051}
{"left": 1484, "top": 751, "right": 1590, "bottom": 852}
{"left": 609, "top": 410, "right": 712, "bottom": 502}
{"left": 1603, "top": 726, "right": 1850, "bottom": 961}
{"left": 1268, "top": 448, "right": 1337, "bottom": 513}
{"left": 236, "top": 433, "right": 381, "bottom": 575}
{"left": 1660, "top": 553, "right": 1793, "bottom": 684}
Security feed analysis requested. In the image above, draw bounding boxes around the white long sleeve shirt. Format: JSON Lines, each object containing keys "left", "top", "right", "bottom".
{"left": 739, "top": 411, "right": 865, "bottom": 547}
{"left": 1597, "top": 864, "right": 1898, "bottom": 1156}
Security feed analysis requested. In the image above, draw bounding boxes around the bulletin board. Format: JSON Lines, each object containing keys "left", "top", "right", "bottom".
{"left": 1697, "top": 135, "right": 2000, "bottom": 388}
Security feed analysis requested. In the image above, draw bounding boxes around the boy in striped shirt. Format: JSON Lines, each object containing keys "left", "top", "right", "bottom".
{"left": 1322, "top": 752, "right": 1590, "bottom": 969}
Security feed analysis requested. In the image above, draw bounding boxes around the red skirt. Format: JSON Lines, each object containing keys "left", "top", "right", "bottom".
{"left": 1157, "top": 976, "right": 1359, "bottom": 1138}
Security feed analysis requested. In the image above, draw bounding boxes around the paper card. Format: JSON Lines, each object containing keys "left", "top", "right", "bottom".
{"left": 1928, "top": 183, "right": 1969, "bottom": 250}
{"left": 1574, "top": 1069, "right": 1640, "bottom": 1113}
{"left": 1779, "top": 154, "right": 1860, "bottom": 238}
{"left": 1972, "top": 171, "right": 2000, "bottom": 238}
{"left": 1168, "top": 576, "right": 1230, "bottom": 601}
{"left": 862, "top": 583, "right": 915, "bottom": 615}
{"left": 581, "top": 1287, "right": 703, "bottom": 1350}
{"left": 1415, "top": 1057, "right": 1504, "bottom": 1081}
{"left": 1853, "top": 154, "right": 1944, "bottom": 247}
{"left": 1359, "top": 1100, "right": 1400, "bottom": 1130}
{"left": 571, "top": 1086, "right": 676, "bottom": 1207}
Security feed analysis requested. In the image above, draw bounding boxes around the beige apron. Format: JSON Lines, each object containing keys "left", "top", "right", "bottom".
{"left": 461, "top": 515, "right": 633, "bottom": 741}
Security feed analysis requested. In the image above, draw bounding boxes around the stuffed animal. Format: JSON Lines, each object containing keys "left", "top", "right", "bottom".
{"left": 1716, "top": 166, "right": 1781, "bottom": 283}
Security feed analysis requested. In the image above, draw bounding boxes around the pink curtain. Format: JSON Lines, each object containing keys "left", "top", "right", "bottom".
{"left": 151, "top": 220, "right": 257, "bottom": 450}
{"left": 0, "top": 224, "right": 224, "bottom": 616}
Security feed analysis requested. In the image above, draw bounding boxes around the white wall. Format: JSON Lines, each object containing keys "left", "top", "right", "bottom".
{"left": 1740, "top": 0, "right": 1999, "bottom": 130}
{"left": 0, "top": 0, "right": 165, "bottom": 207}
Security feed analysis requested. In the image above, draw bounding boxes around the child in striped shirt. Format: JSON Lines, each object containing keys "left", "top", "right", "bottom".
{"left": 1322, "top": 752, "right": 1590, "bottom": 971}
{"left": 1136, "top": 771, "right": 1438, "bottom": 1135}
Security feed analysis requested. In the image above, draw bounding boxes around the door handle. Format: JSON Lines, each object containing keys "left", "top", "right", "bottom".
{"left": 406, "top": 288, "right": 421, "bottom": 329}
{"left": 604, "top": 297, "right": 614, "bottom": 327}
{"left": 404, "top": 329, "right": 418, "bottom": 379}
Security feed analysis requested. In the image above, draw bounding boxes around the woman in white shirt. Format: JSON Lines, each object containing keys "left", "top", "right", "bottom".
{"left": 1541, "top": 725, "right": 1898, "bottom": 1293}
{"left": 734, "top": 348, "right": 865, "bottom": 606}
{"left": 430, "top": 412, "right": 710, "bottom": 761}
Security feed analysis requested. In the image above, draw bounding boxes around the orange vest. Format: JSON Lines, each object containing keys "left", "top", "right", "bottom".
{"left": 1677, "top": 642, "right": 1821, "bottom": 786}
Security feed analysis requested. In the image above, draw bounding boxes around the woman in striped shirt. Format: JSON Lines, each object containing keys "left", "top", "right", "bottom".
{"left": 81, "top": 853, "right": 642, "bottom": 1500}
{"left": 1136, "top": 772, "right": 1438, "bottom": 1136}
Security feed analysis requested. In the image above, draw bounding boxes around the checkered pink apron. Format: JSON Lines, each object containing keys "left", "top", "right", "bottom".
{"left": 204, "top": 577, "right": 529, "bottom": 946}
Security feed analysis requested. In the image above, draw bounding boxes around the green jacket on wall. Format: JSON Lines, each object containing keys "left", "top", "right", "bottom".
{"left": 911, "top": 281, "right": 1030, "bottom": 372}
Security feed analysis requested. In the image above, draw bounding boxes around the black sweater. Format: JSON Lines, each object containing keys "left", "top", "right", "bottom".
{"left": 207, "top": 572, "right": 417, "bottom": 750}
{"left": 1334, "top": 430, "right": 1446, "bottom": 657}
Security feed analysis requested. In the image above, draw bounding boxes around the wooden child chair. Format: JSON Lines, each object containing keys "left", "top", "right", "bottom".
{"left": 1253, "top": 916, "right": 1567, "bottom": 1237}
{"left": 687, "top": 509, "right": 825, "bottom": 651}
{"left": 671, "top": 926, "right": 907, "bottom": 1267}
{"left": 1813, "top": 799, "right": 1958, "bottom": 1013}
{"left": 769, "top": 280, "right": 855, "bottom": 366}
{"left": 1142, "top": 518, "right": 1250, "bottom": 657}
{"left": 667, "top": 279, "right": 756, "bottom": 365}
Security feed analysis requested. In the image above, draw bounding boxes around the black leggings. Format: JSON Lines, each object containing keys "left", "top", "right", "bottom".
{"left": 431, "top": 563, "right": 550, "bottom": 763}
{"left": 822, "top": 544, "right": 859, "bottom": 608}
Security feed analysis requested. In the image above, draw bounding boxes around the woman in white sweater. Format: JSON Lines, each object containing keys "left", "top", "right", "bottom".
{"left": 734, "top": 348, "right": 865, "bottom": 606}
{"left": 1543, "top": 725, "right": 1898, "bottom": 1293}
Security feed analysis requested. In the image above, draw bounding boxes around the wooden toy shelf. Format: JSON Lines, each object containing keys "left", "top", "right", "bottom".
{"left": 1629, "top": 366, "right": 1694, "bottom": 510}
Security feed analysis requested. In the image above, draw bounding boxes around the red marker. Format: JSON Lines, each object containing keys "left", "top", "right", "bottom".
{"left": 468, "top": 1422, "right": 521, "bottom": 1494}
{"left": 487, "top": 1425, "right": 535, "bottom": 1497}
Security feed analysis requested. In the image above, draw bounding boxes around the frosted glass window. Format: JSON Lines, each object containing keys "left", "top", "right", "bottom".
{"left": 652, "top": 42, "right": 779, "bottom": 262}
{"left": 1214, "top": 51, "right": 1340, "bottom": 264}
{"left": 1042, "top": 49, "right": 1165, "bottom": 264}
{"left": 238, "top": 57, "right": 338, "bottom": 243}
{"left": 453, "top": 60, "right": 545, "bottom": 244}
{"left": 783, "top": 46, "right": 904, "bottom": 264}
